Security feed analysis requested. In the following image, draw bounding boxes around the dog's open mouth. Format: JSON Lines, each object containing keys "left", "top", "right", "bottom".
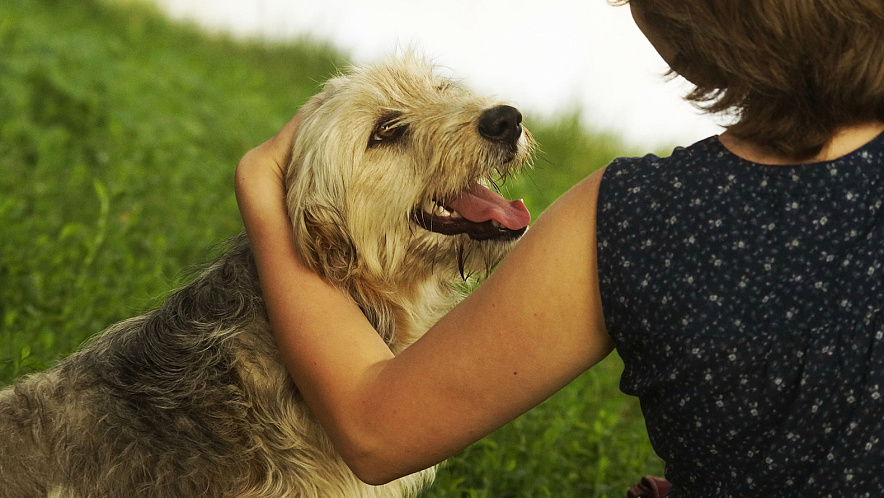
{"left": 412, "top": 183, "right": 530, "bottom": 241}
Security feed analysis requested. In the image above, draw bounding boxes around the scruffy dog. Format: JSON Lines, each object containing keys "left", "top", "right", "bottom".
{"left": 0, "top": 54, "right": 534, "bottom": 497}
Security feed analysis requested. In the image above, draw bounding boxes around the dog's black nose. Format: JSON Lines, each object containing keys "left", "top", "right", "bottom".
{"left": 478, "top": 105, "right": 523, "bottom": 148}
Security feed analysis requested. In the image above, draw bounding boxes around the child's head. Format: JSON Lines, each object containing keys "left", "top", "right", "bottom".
{"left": 617, "top": 0, "right": 884, "bottom": 158}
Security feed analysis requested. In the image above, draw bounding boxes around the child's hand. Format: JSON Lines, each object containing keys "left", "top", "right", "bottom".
{"left": 235, "top": 112, "right": 302, "bottom": 210}
{"left": 234, "top": 111, "right": 308, "bottom": 276}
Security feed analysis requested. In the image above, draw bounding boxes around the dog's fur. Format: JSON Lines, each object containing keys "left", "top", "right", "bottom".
{"left": 0, "top": 54, "right": 534, "bottom": 497}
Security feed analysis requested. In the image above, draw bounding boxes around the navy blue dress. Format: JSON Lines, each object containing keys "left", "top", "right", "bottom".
{"left": 596, "top": 133, "right": 884, "bottom": 497}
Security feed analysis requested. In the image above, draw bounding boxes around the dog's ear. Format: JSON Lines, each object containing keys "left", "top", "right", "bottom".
{"left": 284, "top": 73, "right": 348, "bottom": 191}
{"left": 285, "top": 75, "right": 359, "bottom": 284}
{"left": 284, "top": 90, "right": 328, "bottom": 194}
{"left": 296, "top": 204, "right": 358, "bottom": 284}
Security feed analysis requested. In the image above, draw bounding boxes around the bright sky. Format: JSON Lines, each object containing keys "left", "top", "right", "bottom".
{"left": 153, "top": 0, "right": 725, "bottom": 149}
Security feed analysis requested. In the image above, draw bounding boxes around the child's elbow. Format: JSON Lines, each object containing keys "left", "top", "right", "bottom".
{"left": 337, "top": 424, "right": 443, "bottom": 486}
{"left": 340, "top": 443, "right": 406, "bottom": 486}
{"left": 350, "top": 460, "right": 398, "bottom": 487}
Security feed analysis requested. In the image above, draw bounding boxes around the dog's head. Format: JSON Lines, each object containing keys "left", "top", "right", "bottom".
{"left": 285, "top": 54, "right": 534, "bottom": 295}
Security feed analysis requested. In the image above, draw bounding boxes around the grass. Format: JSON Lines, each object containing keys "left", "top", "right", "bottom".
{"left": 0, "top": 0, "right": 664, "bottom": 494}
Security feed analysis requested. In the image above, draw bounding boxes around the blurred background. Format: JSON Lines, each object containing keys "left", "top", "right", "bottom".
{"left": 0, "top": 0, "right": 675, "bottom": 495}
{"left": 154, "top": 0, "right": 723, "bottom": 149}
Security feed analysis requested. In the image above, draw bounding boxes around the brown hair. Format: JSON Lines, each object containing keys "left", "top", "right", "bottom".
{"left": 616, "top": 0, "right": 884, "bottom": 158}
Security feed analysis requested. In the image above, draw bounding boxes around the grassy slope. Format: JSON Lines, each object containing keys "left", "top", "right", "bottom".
{"left": 0, "top": 0, "right": 664, "bottom": 494}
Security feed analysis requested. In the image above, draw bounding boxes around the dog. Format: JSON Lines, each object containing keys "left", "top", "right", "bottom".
{"left": 0, "top": 53, "right": 534, "bottom": 497}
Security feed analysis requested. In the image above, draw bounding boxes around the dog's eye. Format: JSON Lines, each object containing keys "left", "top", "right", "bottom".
{"left": 369, "top": 119, "right": 407, "bottom": 147}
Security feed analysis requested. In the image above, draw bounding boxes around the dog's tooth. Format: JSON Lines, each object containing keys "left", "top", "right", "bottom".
{"left": 491, "top": 220, "right": 503, "bottom": 229}
{"left": 436, "top": 204, "right": 452, "bottom": 217}
{"left": 449, "top": 210, "right": 463, "bottom": 219}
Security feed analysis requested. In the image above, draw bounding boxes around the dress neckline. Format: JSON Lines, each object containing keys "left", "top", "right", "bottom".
{"left": 711, "top": 127, "right": 884, "bottom": 168}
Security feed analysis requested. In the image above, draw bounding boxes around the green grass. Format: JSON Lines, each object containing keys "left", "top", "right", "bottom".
{"left": 0, "top": 0, "right": 664, "bottom": 494}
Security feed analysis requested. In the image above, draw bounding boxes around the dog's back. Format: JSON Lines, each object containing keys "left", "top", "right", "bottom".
{"left": 1, "top": 234, "right": 436, "bottom": 497}
{"left": 1, "top": 236, "right": 261, "bottom": 495}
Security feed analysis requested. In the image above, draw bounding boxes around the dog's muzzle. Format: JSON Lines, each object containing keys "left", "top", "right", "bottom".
{"left": 412, "top": 104, "right": 530, "bottom": 241}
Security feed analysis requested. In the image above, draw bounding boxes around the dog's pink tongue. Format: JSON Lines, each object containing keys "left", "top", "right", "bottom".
{"left": 447, "top": 183, "right": 531, "bottom": 230}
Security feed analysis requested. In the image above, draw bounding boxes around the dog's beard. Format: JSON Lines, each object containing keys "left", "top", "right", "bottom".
{"left": 452, "top": 237, "right": 512, "bottom": 281}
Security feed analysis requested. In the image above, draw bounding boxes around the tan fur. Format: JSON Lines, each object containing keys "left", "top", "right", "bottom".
{"left": 0, "top": 54, "right": 533, "bottom": 497}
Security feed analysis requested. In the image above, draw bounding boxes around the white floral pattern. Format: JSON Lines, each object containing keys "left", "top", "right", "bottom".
{"left": 597, "top": 134, "right": 884, "bottom": 496}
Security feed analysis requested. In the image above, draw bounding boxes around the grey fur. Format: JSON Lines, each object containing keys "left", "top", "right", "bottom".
{"left": 0, "top": 54, "right": 533, "bottom": 497}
